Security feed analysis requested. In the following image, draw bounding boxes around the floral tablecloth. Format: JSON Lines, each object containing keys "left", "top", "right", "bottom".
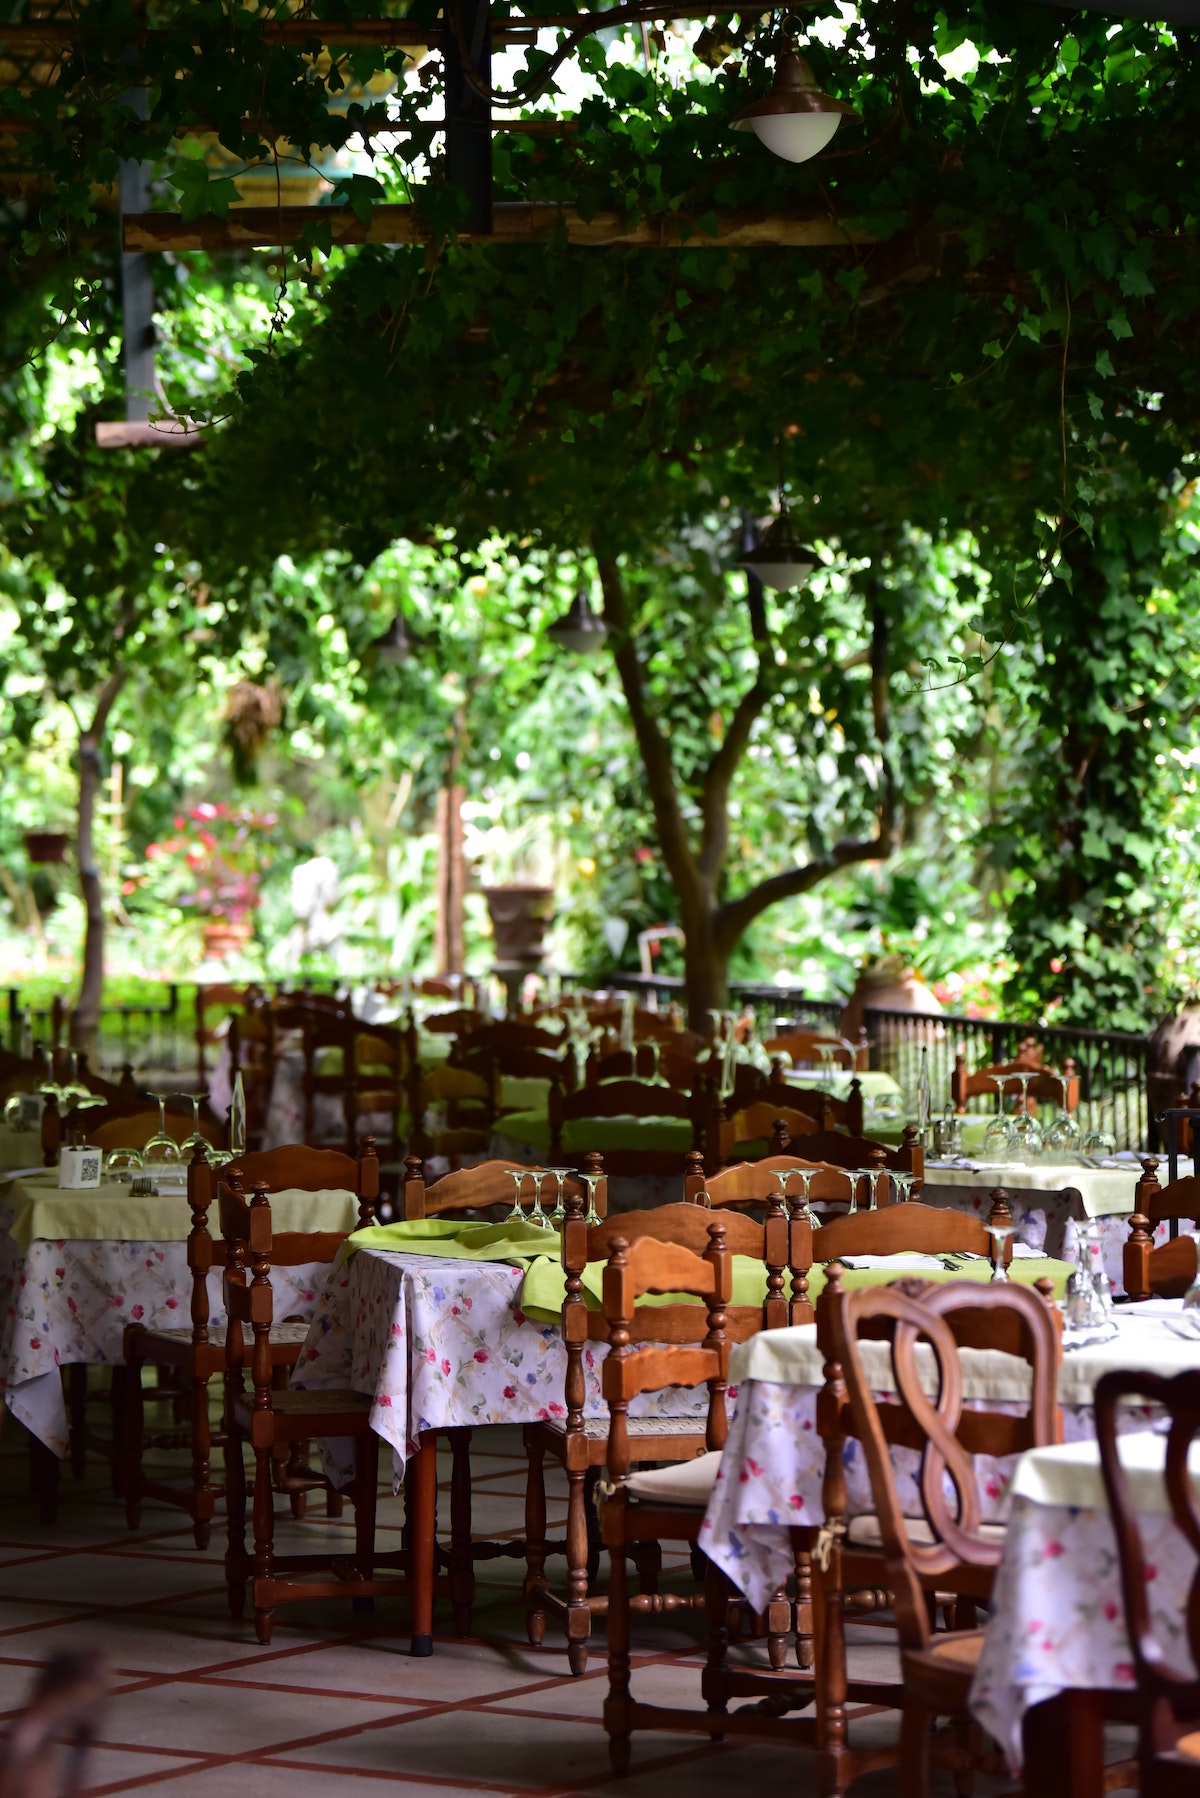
{"left": 698, "top": 1308, "right": 1196, "bottom": 1614}
{"left": 292, "top": 1246, "right": 713, "bottom": 1485}
{"left": 971, "top": 1480, "right": 1195, "bottom": 1771}
{"left": 0, "top": 1210, "right": 340, "bottom": 1456}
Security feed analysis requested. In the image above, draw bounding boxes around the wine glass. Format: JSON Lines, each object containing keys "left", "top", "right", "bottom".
{"left": 985, "top": 1218, "right": 1016, "bottom": 1282}
{"left": 174, "top": 1094, "right": 208, "bottom": 1154}
{"left": 526, "top": 1171, "right": 550, "bottom": 1230}
{"left": 104, "top": 1146, "right": 143, "bottom": 1184}
{"left": 857, "top": 1166, "right": 881, "bottom": 1211}
{"left": 773, "top": 1167, "right": 819, "bottom": 1227}
{"left": 581, "top": 1172, "right": 603, "bottom": 1227}
{"left": 844, "top": 1169, "right": 862, "bottom": 1217}
{"left": 1042, "top": 1103, "right": 1079, "bottom": 1157}
{"left": 142, "top": 1098, "right": 182, "bottom": 1169}
{"left": 981, "top": 1076, "right": 1018, "bottom": 1164}
{"left": 504, "top": 1168, "right": 529, "bottom": 1226}
{"left": 892, "top": 1171, "right": 916, "bottom": 1204}
{"left": 1082, "top": 1102, "right": 1117, "bottom": 1163}
{"left": 872, "top": 1088, "right": 902, "bottom": 1124}
{"left": 547, "top": 1167, "right": 572, "bottom": 1224}
{"left": 817, "top": 1043, "right": 837, "bottom": 1088}
{"left": 60, "top": 1052, "right": 90, "bottom": 1105}
{"left": 1009, "top": 1074, "right": 1044, "bottom": 1162}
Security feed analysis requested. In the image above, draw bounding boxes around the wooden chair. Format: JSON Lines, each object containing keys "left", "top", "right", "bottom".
{"left": 454, "top": 1019, "right": 563, "bottom": 1056}
{"left": 765, "top": 1029, "right": 868, "bottom": 1073}
{"left": 811, "top": 1268, "right": 1062, "bottom": 1795}
{"left": 548, "top": 1077, "right": 696, "bottom": 1174}
{"left": 228, "top": 1008, "right": 273, "bottom": 1150}
{"left": 712, "top": 1099, "right": 821, "bottom": 1166}
{"left": 220, "top": 1177, "right": 409, "bottom": 1643}
{"left": 951, "top": 1045, "right": 1079, "bottom": 1116}
{"left": 195, "top": 982, "right": 263, "bottom": 1086}
{"left": 421, "top": 1006, "right": 485, "bottom": 1038}
{"left": 1124, "top": 1157, "right": 1200, "bottom": 1300}
{"left": 585, "top": 1044, "right": 699, "bottom": 1089}
{"left": 122, "top": 1140, "right": 379, "bottom": 1545}
{"left": 684, "top": 1149, "right": 858, "bottom": 1214}
{"left": 411, "top": 1064, "right": 496, "bottom": 1166}
{"left": 525, "top": 1196, "right": 788, "bottom": 1673}
{"left": 773, "top": 1124, "right": 925, "bottom": 1186}
{"left": 88, "top": 1108, "right": 221, "bottom": 1152}
{"left": 0, "top": 1650, "right": 108, "bottom": 1798}
{"left": 452, "top": 1042, "right": 572, "bottom": 1104}
{"left": 299, "top": 1016, "right": 415, "bottom": 1159}
{"left": 597, "top": 1221, "right": 733, "bottom": 1771}
{"left": 1095, "top": 1365, "right": 1200, "bottom": 1795}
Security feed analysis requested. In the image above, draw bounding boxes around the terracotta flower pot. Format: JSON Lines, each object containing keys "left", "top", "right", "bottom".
{"left": 482, "top": 885, "right": 554, "bottom": 966}
{"left": 24, "top": 831, "right": 69, "bottom": 864}
{"left": 202, "top": 919, "right": 254, "bottom": 959}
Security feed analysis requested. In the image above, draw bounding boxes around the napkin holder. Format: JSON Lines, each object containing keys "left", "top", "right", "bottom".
{"left": 58, "top": 1144, "right": 103, "bottom": 1189}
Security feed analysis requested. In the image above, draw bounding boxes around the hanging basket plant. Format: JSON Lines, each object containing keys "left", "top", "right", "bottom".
{"left": 24, "top": 830, "right": 70, "bottom": 864}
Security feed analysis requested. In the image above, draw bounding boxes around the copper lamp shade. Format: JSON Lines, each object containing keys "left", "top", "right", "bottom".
{"left": 731, "top": 49, "right": 858, "bottom": 163}
{"left": 738, "top": 513, "right": 819, "bottom": 591}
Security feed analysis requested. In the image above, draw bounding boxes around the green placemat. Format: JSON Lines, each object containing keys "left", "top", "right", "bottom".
{"left": 496, "top": 1109, "right": 692, "bottom": 1155}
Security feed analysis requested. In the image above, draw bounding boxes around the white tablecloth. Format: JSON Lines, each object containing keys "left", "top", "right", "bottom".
{"left": 971, "top": 1436, "right": 1198, "bottom": 1772}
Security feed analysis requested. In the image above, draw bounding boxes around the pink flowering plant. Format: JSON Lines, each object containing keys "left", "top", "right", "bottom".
{"left": 128, "top": 802, "right": 278, "bottom": 924}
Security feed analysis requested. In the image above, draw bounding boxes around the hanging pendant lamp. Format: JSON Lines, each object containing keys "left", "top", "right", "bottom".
{"left": 548, "top": 588, "right": 608, "bottom": 654}
{"left": 731, "top": 44, "right": 858, "bottom": 163}
{"left": 738, "top": 511, "right": 819, "bottom": 591}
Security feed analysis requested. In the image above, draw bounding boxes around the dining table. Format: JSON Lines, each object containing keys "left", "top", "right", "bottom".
{"left": 918, "top": 1155, "right": 1167, "bottom": 1293}
{"left": 0, "top": 1168, "right": 359, "bottom": 1457}
{"left": 699, "top": 1294, "right": 1200, "bottom": 1793}
{"left": 969, "top": 1412, "right": 1199, "bottom": 1793}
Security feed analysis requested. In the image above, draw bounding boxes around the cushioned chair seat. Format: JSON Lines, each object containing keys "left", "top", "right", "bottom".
{"left": 141, "top": 1320, "right": 312, "bottom": 1349}
{"left": 623, "top": 1450, "right": 723, "bottom": 1507}
{"left": 847, "top": 1513, "right": 1006, "bottom": 1549}
{"left": 235, "top": 1387, "right": 373, "bottom": 1419}
{"left": 541, "top": 1414, "right": 709, "bottom": 1440}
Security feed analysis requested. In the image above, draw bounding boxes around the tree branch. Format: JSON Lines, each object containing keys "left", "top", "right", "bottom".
{"left": 713, "top": 821, "right": 893, "bottom": 953}
{"left": 594, "top": 552, "right": 699, "bottom": 897}
{"left": 697, "top": 561, "right": 773, "bottom": 886}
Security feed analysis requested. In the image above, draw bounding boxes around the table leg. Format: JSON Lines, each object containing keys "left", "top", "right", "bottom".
{"left": 408, "top": 1433, "right": 437, "bottom": 1657}
{"left": 1023, "top": 1689, "right": 1106, "bottom": 1797}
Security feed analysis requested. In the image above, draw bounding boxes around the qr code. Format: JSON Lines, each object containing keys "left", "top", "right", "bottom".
{"left": 81, "top": 1153, "right": 101, "bottom": 1183}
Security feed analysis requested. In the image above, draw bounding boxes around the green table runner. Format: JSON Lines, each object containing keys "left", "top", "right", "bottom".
{"left": 2, "top": 1174, "right": 360, "bottom": 1251}
{"left": 495, "top": 1110, "right": 692, "bottom": 1155}
{"left": 346, "top": 1217, "right": 1072, "bottom": 1327}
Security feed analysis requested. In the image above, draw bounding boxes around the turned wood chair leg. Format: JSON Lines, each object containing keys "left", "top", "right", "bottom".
{"left": 190, "top": 1373, "right": 215, "bottom": 1550}
{"left": 900, "top": 1696, "right": 932, "bottom": 1798}
{"left": 794, "top": 1543, "right": 815, "bottom": 1670}
{"left": 252, "top": 1432, "right": 277, "bottom": 1644}
{"left": 67, "top": 1365, "right": 88, "bottom": 1480}
{"left": 523, "top": 1430, "right": 549, "bottom": 1646}
{"left": 602, "top": 1506, "right": 633, "bottom": 1775}
{"left": 700, "top": 1554, "right": 731, "bottom": 1737}
{"left": 565, "top": 1465, "right": 591, "bottom": 1675}
{"left": 351, "top": 1436, "right": 379, "bottom": 1612}
{"left": 224, "top": 1419, "right": 249, "bottom": 1621}
{"left": 123, "top": 1351, "right": 145, "bottom": 1530}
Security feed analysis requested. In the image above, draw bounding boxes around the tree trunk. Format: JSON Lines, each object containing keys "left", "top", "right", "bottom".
{"left": 683, "top": 925, "right": 730, "bottom": 1023}
{"left": 71, "top": 673, "right": 127, "bottom": 1053}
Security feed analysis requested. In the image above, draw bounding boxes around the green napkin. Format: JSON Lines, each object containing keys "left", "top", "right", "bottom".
{"left": 346, "top": 1215, "right": 562, "bottom": 1267}
{"left": 519, "top": 1253, "right": 771, "bottom": 1324}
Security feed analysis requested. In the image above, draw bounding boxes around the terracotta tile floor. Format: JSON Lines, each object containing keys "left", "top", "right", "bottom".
{"left": 0, "top": 1414, "right": 1019, "bottom": 1795}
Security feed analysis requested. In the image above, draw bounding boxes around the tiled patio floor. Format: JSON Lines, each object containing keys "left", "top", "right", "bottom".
{"left": 0, "top": 1413, "right": 1019, "bottom": 1795}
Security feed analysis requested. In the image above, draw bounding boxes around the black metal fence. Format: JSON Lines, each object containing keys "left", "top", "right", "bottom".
{"left": 603, "top": 973, "right": 1150, "bottom": 1152}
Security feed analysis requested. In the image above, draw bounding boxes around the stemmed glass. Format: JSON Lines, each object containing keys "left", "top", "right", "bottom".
{"left": 982, "top": 1076, "right": 1018, "bottom": 1164}
{"left": 504, "top": 1168, "right": 529, "bottom": 1226}
{"left": 1009, "top": 1074, "right": 1044, "bottom": 1162}
{"left": 856, "top": 1166, "right": 880, "bottom": 1212}
{"left": 547, "top": 1167, "right": 572, "bottom": 1225}
{"left": 844, "top": 1169, "right": 861, "bottom": 1217}
{"left": 985, "top": 1218, "right": 1016, "bottom": 1282}
{"left": 60, "top": 1052, "right": 90, "bottom": 1105}
{"left": 773, "top": 1167, "right": 820, "bottom": 1227}
{"left": 581, "top": 1172, "right": 603, "bottom": 1227}
{"left": 142, "top": 1098, "right": 182, "bottom": 1169}
{"left": 817, "top": 1044, "right": 837, "bottom": 1088}
{"left": 1082, "top": 1101, "right": 1117, "bottom": 1163}
{"left": 892, "top": 1171, "right": 916, "bottom": 1204}
{"left": 104, "top": 1146, "right": 143, "bottom": 1184}
{"left": 173, "top": 1094, "right": 208, "bottom": 1155}
{"left": 1042, "top": 1085, "right": 1080, "bottom": 1157}
{"left": 526, "top": 1171, "right": 551, "bottom": 1230}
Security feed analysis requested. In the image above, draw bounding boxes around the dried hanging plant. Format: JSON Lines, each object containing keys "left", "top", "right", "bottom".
{"left": 222, "top": 679, "right": 284, "bottom": 783}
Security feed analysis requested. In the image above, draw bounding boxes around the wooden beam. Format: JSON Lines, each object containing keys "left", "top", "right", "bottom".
{"left": 0, "top": 6, "right": 770, "bottom": 53}
{"left": 94, "top": 421, "right": 203, "bottom": 449}
{"left": 124, "top": 202, "right": 869, "bottom": 253}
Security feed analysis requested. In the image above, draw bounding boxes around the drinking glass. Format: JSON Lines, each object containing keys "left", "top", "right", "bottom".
{"left": 981, "top": 1076, "right": 1017, "bottom": 1164}
{"left": 844, "top": 1169, "right": 861, "bottom": 1217}
{"left": 1042, "top": 1106, "right": 1080, "bottom": 1157}
{"left": 773, "top": 1167, "right": 819, "bottom": 1227}
{"left": 174, "top": 1094, "right": 208, "bottom": 1154}
{"left": 817, "top": 1044, "right": 837, "bottom": 1088}
{"left": 985, "top": 1219, "right": 1016, "bottom": 1282}
{"left": 61, "top": 1052, "right": 90, "bottom": 1104}
{"left": 872, "top": 1088, "right": 902, "bottom": 1124}
{"left": 1183, "top": 1268, "right": 1200, "bottom": 1313}
{"left": 859, "top": 1167, "right": 881, "bottom": 1211}
{"left": 104, "top": 1146, "right": 143, "bottom": 1184}
{"left": 1009, "top": 1074, "right": 1044, "bottom": 1162}
{"left": 892, "top": 1171, "right": 916, "bottom": 1204}
{"left": 504, "top": 1169, "right": 529, "bottom": 1226}
{"left": 1081, "top": 1102, "right": 1117, "bottom": 1162}
{"left": 547, "top": 1167, "right": 572, "bottom": 1224}
{"left": 581, "top": 1172, "right": 603, "bottom": 1227}
{"left": 142, "top": 1098, "right": 182, "bottom": 1168}
{"left": 526, "top": 1171, "right": 550, "bottom": 1230}
{"left": 4, "top": 1093, "right": 26, "bottom": 1130}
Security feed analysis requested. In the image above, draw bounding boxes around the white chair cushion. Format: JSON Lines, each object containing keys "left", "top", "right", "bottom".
{"left": 847, "top": 1513, "right": 1006, "bottom": 1549}
{"left": 623, "top": 1450, "right": 723, "bottom": 1507}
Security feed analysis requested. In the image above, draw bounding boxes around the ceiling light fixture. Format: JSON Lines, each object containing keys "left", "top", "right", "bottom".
{"left": 548, "top": 587, "right": 609, "bottom": 654}
{"left": 738, "top": 510, "right": 819, "bottom": 591}
{"left": 731, "top": 42, "right": 858, "bottom": 163}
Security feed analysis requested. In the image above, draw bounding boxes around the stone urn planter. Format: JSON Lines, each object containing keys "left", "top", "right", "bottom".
{"left": 482, "top": 885, "right": 555, "bottom": 967}
{"left": 840, "top": 961, "right": 944, "bottom": 1040}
